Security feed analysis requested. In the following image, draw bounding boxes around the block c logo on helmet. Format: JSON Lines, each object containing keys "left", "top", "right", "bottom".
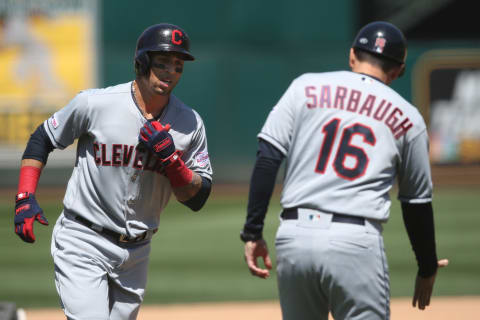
{"left": 172, "top": 29, "right": 183, "bottom": 45}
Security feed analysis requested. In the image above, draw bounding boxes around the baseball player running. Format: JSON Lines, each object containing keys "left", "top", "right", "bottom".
{"left": 240, "top": 21, "right": 448, "bottom": 319}
{"left": 14, "top": 23, "right": 212, "bottom": 319}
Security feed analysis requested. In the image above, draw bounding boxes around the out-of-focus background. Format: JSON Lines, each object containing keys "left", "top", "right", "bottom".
{"left": 0, "top": 0, "right": 479, "bottom": 314}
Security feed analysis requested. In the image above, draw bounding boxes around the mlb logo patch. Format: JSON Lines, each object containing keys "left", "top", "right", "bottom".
{"left": 374, "top": 37, "right": 386, "bottom": 53}
{"left": 195, "top": 151, "right": 209, "bottom": 168}
{"left": 49, "top": 114, "right": 60, "bottom": 129}
{"left": 308, "top": 214, "right": 322, "bottom": 222}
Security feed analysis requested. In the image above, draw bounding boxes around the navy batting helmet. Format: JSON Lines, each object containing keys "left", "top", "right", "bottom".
{"left": 134, "top": 23, "right": 194, "bottom": 75}
{"left": 352, "top": 21, "right": 407, "bottom": 64}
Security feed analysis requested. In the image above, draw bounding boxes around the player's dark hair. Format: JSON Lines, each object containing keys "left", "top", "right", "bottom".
{"left": 353, "top": 48, "right": 403, "bottom": 74}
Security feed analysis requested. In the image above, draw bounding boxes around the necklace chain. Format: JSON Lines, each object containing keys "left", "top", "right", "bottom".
{"left": 132, "top": 81, "right": 150, "bottom": 119}
{"left": 131, "top": 81, "right": 166, "bottom": 121}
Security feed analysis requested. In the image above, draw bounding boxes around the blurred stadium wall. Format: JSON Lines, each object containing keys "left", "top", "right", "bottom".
{"left": 1, "top": 0, "right": 479, "bottom": 187}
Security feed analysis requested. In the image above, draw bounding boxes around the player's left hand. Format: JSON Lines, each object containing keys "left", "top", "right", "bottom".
{"left": 244, "top": 239, "right": 273, "bottom": 279}
{"left": 138, "top": 121, "right": 176, "bottom": 161}
{"left": 412, "top": 258, "right": 449, "bottom": 310}
{"left": 14, "top": 192, "right": 49, "bottom": 243}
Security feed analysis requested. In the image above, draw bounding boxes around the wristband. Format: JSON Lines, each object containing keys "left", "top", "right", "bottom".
{"left": 18, "top": 166, "right": 42, "bottom": 194}
{"left": 164, "top": 156, "right": 193, "bottom": 188}
{"left": 240, "top": 231, "right": 263, "bottom": 243}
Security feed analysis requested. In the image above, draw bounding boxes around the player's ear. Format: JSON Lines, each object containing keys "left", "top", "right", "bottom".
{"left": 349, "top": 48, "right": 356, "bottom": 69}
{"left": 397, "top": 64, "right": 406, "bottom": 78}
{"left": 385, "top": 65, "right": 402, "bottom": 84}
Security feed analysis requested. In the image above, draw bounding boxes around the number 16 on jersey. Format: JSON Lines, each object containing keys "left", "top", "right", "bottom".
{"left": 315, "top": 118, "right": 376, "bottom": 181}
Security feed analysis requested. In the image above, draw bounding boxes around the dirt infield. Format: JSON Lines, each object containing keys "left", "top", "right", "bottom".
{"left": 23, "top": 296, "right": 480, "bottom": 319}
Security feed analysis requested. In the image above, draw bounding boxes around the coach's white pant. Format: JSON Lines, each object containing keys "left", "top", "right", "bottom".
{"left": 275, "top": 208, "right": 390, "bottom": 320}
{"left": 51, "top": 212, "right": 151, "bottom": 320}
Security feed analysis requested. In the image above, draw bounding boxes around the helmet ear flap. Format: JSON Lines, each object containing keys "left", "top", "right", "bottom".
{"left": 135, "top": 52, "right": 150, "bottom": 76}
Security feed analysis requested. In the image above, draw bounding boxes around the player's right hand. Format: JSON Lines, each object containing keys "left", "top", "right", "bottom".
{"left": 14, "top": 192, "right": 49, "bottom": 243}
{"left": 244, "top": 239, "right": 273, "bottom": 279}
{"left": 138, "top": 121, "right": 176, "bottom": 161}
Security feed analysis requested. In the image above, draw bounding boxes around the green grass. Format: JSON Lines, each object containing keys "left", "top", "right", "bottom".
{"left": 384, "top": 187, "right": 480, "bottom": 297}
{"left": 0, "top": 186, "right": 479, "bottom": 309}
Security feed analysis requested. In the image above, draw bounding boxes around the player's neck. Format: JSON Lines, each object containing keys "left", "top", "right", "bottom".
{"left": 133, "top": 80, "right": 169, "bottom": 119}
{"left": 352, "top": 64, "right": 389, "bottom": 84}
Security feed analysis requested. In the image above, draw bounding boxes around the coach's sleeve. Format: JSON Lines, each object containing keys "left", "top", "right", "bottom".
{"left": 397, "top": 129, "right": 433, "bottom": 203}
{"left": 242, "top": 139, "right": 284, "bottom": 237}
{"left": 401, "top": 202, "right": 438, "bottom": 278}
{"left": 257, "top": 78, "right": 300, "bottom": 156}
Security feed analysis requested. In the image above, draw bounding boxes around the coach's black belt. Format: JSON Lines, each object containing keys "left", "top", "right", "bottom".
{"left": 281, "top": 208, "right": 365, "bottom": 226}
{"left": 73, "top": 215, "right": 150, "bottom": 243}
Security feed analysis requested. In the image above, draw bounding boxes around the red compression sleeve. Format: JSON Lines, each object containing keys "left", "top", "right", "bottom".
{"left": 18, "top": 166, "right": 42, "bottom": 194}
{"left": 165, "top": 158, "right": 194, "bottom": 188}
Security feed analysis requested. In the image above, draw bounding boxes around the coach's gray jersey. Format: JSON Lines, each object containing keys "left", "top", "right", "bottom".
{"left": 259, "top": 71, "right": 432, "bottom": 221}
{"left": 44, "top": 81, "right": 212, "bottom": 237}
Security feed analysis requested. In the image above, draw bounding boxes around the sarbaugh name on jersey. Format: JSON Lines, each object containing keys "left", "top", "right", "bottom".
{"left": 305, "top": 85, "right": 413, "bottom": 139}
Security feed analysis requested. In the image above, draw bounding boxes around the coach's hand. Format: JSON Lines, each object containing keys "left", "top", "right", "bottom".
{"left": 244, "top": 239, "right": 272, "bottom": 279}
{"left": 139, "top": 121, "right": 175, "bottom": 161}
{"left": 412, "top": 258, "right": 449, "bottom": 310}
{"left": 14, "top": 192, "right": 49, "bottom": 243}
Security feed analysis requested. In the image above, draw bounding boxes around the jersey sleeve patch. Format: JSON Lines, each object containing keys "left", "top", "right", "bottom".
{"left": 195, "top": 151, "right": 209, "bottom": 168}
{"left": 49, "top": 114, "right": 60, "bottom": 129}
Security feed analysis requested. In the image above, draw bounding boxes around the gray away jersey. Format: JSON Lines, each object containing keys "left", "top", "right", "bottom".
{"left": 44, "top": 81, "right": 212, "bottom": 237}
{"left": 259, "top": 71, "right": 432, "bottom": 221}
